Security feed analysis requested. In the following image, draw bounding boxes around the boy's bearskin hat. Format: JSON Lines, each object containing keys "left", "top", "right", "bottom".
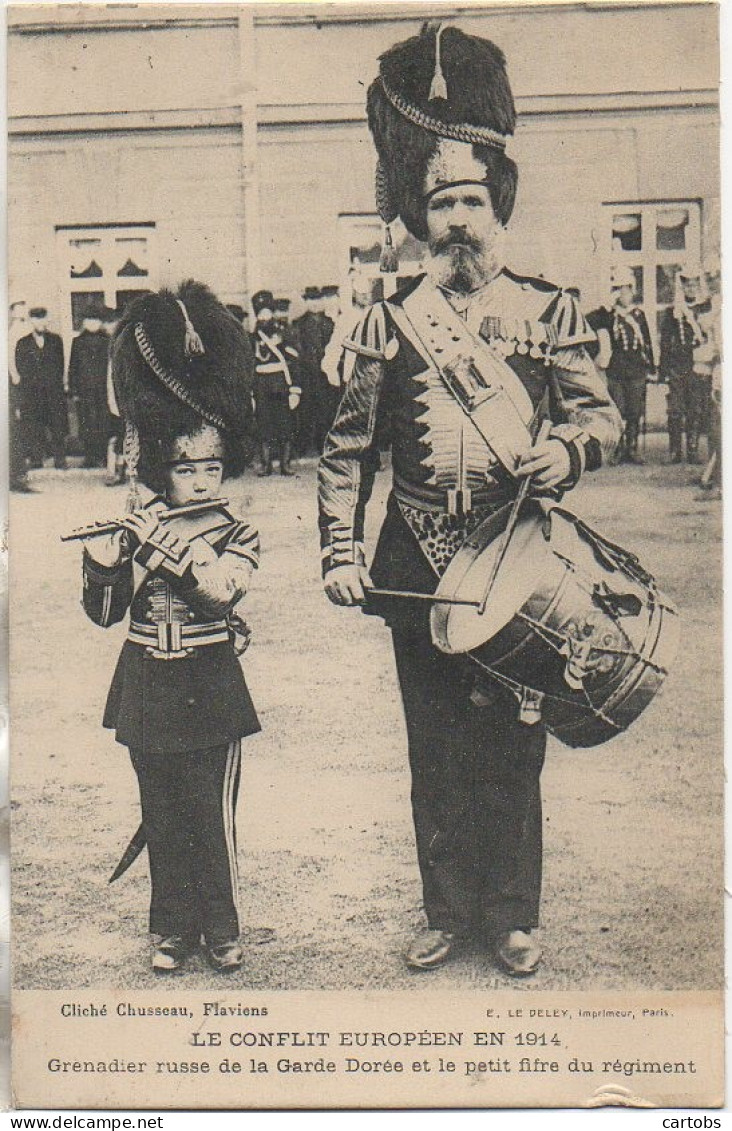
{"left": 367, "top": 23, "right": 517, "bottom": 244}
{"left": 112, "top": 280, "right": 255, "bottom": 491}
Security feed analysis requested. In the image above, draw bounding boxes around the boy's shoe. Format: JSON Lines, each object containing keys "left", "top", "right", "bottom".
{"left": 152, "top": 935, "right": 195, "bottom": 973}
{"left": 205, "top": 938, "right": 243, "bottom": 972}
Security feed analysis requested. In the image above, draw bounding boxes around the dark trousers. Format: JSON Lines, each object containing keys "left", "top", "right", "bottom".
{"left": 78, "top": 389, "right": 109, "bottom": 466}
{"left": 129, "top": 741, "right": 241, "bottom": 942}
{"left": 25, "top": 402, "right": 67, "bottom": 466}
{"left": 667, "top": 373, "right": 710, "bottom": 439}
{"left": 608, "top": 377, "right": 646, "bottom": 452}
{"left": 9, "top": 380, "right": 29, "bottom": 484}
{"left": 391, "top": 629, "right": 546, "bottom": 936}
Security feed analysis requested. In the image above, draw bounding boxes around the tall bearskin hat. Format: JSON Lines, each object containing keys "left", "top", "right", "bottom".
{"left": 367, "top": 23, "right": 518, "bottom": 263}
{"left": 112, "top": 280, "right": 255, "bottom": 496}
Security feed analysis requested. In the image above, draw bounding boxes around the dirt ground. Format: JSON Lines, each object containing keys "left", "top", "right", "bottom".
{"left": 10, "top": 437, "right": 723, "bottom": 991}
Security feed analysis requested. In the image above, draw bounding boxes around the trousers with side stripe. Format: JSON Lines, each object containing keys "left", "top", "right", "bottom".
{"left": 129, "top": 741, "right": 241, "bottom": 943}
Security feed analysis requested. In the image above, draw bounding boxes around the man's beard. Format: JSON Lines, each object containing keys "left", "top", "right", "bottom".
{"left": 427, "top": 231, "right": 501, "bottom": 294}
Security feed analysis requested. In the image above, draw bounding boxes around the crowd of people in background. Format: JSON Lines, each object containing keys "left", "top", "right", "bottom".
{"left": 589, "top": 260, "right": 722, "bottom": 498}
{"left": 8, "top": 261, "right": 722, "bottom": 500}
{"left": 9, "top": 300, "right": 126, "bottom": 492}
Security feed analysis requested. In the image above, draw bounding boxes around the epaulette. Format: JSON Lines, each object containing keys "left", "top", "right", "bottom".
{"left": 215, "top": 515, "right": 260, "bottom": 566}
{"left": 502, "top": 267, "right": 558, "bottom": 294}
{"left": 541, "top": 289, "right": 596, "bottom": 348}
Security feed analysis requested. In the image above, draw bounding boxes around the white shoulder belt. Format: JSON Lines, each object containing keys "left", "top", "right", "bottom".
{"left": 388, "top": 279, "right": 535, "bottom": 475}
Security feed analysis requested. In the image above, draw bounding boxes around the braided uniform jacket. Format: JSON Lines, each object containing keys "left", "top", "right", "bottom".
{"left": 659, "top": 300, "right": 719, "bottom": 383}
{"left": 606, "top": 306, "right": 654, "bottom": 383}
{"left": 252, "top": 328, "right": 302, "bottom": 398}
{"left": 82, "top": 501, "right": 261, "bottom": 754}
{"left": 318, "top": 269, "right": 622, "bottom": 597}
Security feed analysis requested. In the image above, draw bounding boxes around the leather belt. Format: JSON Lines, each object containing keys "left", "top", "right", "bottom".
{"left": 392, "top": 473, "right": 510, "bottom": 514}
{"left": 128, "top": 620, "right": 230, "bottom": 660}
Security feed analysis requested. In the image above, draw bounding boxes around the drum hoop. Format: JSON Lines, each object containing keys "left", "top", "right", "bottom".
{"left": 431, "top": 500, "right": 548, "bottom": 653}
{"left": 598, "top": 598, "right": 673, "bottom": 717}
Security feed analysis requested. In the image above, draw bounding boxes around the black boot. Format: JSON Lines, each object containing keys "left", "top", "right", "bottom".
{"left": 686, "top": 431, "right": 702, "bottom": 466}
{"left": 625, "top": 421, "right": 644, "bottom": 465}
{"left": 258, "top": 443, "right": 273, "bottom": 477}
{"left": 280, "top": 442, "right": 294, "bottom": 477}
{"left": 668, "top": 416, "right": 683, "bottom": 464}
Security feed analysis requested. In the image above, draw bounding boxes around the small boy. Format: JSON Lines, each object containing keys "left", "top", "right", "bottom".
{"left": 81, "top": 282, "right": 259, "bottom": 973}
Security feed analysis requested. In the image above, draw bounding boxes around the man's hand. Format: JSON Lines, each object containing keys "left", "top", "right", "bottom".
{"left": 516, "top": 438, "right": 571, "bottom": 492}
{"left": 324, "top": 563, "right": 373, "bottom": 606}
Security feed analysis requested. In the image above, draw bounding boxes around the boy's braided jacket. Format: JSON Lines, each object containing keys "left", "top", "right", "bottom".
{"left": 82, "top": 500, "right": 260, "bottom": 754}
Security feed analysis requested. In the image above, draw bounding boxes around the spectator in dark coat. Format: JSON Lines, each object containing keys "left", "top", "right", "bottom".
{"left": 15, "top": 306, "right": 68, "bottom": 469}
{"left": 68, "top": 308, "right": 111, "bottom": 468}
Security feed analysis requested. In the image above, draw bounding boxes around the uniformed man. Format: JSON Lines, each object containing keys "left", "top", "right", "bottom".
{"left": 251, "top": 289, "right": 302, "bottom": 476}
{"left": 605, "top": 267, "right": 654, "bottom": 465}
{"left": 69, "top": 305, "right": 113, "bottom": 468}
{"left": 273, "top": 297, "right": 292, "bottom": 333}
{"left": 318, "top": 24, "right": 621, "bottom": 977}
{"left": 586, "top": 301, "right": 614, "bottom": 371}
{"left": 103, "top": 306, "right": 126, "bottom": 486}
{"left": 659, "top": 268, "right": 715, "bottom": 465}
{"left": 292, "top": 286, "right": 335, "bottom": 455}
{"left": 15, "top": 306, "right": 68, "bottom": 469}
{"left": 8, "top": 300, "right": 33, "bottom": 491}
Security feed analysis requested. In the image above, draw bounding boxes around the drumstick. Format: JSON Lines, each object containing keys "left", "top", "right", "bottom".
{"left": 367, "top": 588, "right": 481, "bottom": 607}
{"left": 478, "top": 420, "right": 552, "bottom": 616}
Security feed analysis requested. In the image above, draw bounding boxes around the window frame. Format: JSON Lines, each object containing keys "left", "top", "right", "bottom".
{"left": 55, "top": 222, "right": 158, "bottom": 345}
{"left": 604, "top": 199, "right": 701, "bottom": 360}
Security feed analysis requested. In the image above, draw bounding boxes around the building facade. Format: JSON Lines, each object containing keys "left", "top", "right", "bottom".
{"left": 8, "top": 1, "right": 719, "bottom": 358}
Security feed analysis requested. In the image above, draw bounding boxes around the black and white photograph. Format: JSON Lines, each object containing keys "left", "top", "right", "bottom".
{"left": 7, "top": 0, "right": 723, "bottom": 1111}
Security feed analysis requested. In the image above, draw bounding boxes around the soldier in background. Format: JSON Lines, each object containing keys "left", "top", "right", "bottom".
{"left": 68, "top": 305, "right": 111, "bottom": 468}
{"left": 103, "top": 307, "right": 126, "bottom": 486}
{"left": 585, "top": 295, "right": 614, "bottom": 373}
{"left": 251, "top": 289, "right": 302, "bottom": 476}
{"left": 659, "top": 268, "right": 714, "bottom": 466}
{"left": 15, "top": 305, "right": 68, "bottom": 470}
{"left": 292, "top": 286, "right": 334, "bottom": 455}
{"left": 273, "top": 297, "right": 291, "bottom": 333}
{"left": 606, "top": 267, "right": 654, "bottom": 465}
{"left": 9, "top": 300, "right": 33, "bottom": 490}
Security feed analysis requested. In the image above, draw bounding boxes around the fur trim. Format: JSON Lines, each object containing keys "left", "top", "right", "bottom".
{"left": 367, "top": 25, "right": 517, "bottom": 241}
{"left": 112, "top": 280, "right": 255, "bottom": 482}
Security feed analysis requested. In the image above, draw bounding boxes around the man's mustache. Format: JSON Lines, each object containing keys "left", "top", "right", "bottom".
{"left": 432, "top": 230, "right": 483, "bottom": 254}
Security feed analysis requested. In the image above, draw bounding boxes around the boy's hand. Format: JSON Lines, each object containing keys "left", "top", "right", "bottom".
{"left": 82, "top": 529, "right": 128, "bottom": 567}
{"left": 119, "top": 509, "right": 161, "bottom": 548}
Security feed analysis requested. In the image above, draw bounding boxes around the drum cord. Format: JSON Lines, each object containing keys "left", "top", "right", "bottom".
{"left": 546, "top": 550, "right": 673, "bottom": 674}
{"left": 515, "top": 608, "right": 670, "bottom": 678}
{"left": 469, "top": 655, "right": 624, "bottom": 732}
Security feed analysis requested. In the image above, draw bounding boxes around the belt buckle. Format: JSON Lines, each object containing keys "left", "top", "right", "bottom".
{"left": 143, "top": 621, "right": 195, "bottom": 661}
{"left": 143, "top": 646, "right": 195, "bottom": 661}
